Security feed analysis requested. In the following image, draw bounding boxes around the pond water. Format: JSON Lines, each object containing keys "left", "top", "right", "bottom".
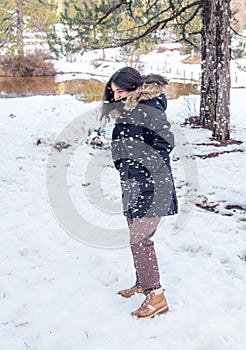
{"left": 0, "top": 76, "right": 200, "bottom": 102}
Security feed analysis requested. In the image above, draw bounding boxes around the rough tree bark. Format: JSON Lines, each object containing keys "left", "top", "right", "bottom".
{"left": 16, "top": 0, "right": 24, "bottom": 56}
{"left": 200, "top": 0, "right": 231, "bottom": 141}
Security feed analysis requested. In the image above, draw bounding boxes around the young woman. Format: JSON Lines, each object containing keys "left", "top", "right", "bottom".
{"left": 101, "top": 67, "right": 178, "bottom": 319}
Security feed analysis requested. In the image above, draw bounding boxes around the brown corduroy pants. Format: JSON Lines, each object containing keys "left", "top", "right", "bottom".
{"left": 127, "top": 217, "right": 162, "bottom": 293}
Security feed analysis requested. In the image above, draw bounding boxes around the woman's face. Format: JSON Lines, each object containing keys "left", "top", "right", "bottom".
{"left": 111, "top": 82, "right": 130, "bottom": 101}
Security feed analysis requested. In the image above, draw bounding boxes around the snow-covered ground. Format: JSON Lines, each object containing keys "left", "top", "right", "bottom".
{"left": 1, "top": 82, "right": 246, "bottom": 349}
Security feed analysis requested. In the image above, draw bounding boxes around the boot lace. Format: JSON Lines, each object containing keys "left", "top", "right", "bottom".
{"left": 139, "top": 293, "right": 152, "bottom": 310}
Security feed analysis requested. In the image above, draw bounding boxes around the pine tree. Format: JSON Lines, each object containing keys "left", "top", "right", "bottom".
{"left": 47, "top": 0, "right": 163, "bottom": 58}
{"left": 0, "top": 0, "right": 58, "bottom": 56}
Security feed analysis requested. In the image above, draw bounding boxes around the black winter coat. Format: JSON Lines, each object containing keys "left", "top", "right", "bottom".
{"left": 110, "top": 83, "right": 178, "bottom": 218}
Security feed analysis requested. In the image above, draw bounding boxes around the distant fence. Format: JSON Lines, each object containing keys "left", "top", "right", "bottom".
{"left": 81, "top": 57, "right": 245, "bottom": 87}
{"left": 147, "top": 63, "right": 244, "bottom": 87}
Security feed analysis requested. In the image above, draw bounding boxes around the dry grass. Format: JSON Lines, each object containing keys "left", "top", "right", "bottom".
{"left": 0, "top": 50, "right": 56, "bottom": 77}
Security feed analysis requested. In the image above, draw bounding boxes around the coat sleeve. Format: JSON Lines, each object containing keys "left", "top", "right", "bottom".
{"left": 111, "top": 102, "right": 175, "bottom": 174}
{"left": 136, "top": 102, "right": 175, "bottom": 155}
{"left": 129, "top": 103, "right": 175, "bottom": 174}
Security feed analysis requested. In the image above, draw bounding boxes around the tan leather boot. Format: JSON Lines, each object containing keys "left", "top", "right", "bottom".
{"left": 131, "top": 287, "right": 168, "bottom": 318}
{"left": 117, "top": 285, "right": 143, "bottom": 298}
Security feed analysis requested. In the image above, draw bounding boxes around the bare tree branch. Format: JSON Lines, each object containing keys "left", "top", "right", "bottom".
{"left": 94, "top": 0, "right": 201, "bottom": 47}
{"left": 96, "top": 1, "right": 128, "bottom": 26}
{"left": 0, "top": 22, "right": 15, "bottom": 48}
{"left": 230, "top": 26, "right": 246, "bottom": 39}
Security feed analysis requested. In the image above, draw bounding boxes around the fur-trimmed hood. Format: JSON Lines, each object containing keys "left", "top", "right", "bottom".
{"left": 124, "top": 82, "right": 164, "bottom": 111}
{"left": 109, "top": 83, "right": 165, "bottom": 119}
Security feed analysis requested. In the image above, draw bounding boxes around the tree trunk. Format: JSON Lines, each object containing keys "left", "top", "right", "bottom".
{"left": 200, "top": 0, "right": 231, "bottom": 141}
{"left": 16, "top": 0, "right": 24, "bottom": 56}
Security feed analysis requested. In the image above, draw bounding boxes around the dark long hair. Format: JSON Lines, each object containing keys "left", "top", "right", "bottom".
{"left": 103, "top": 67, "right": 143, "bottom": 102}
{"left": 141, "top": 74, "right": 169, "bottom": 86}
{"left": 101, "top": 66, "right": 168, "bottom": 119}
